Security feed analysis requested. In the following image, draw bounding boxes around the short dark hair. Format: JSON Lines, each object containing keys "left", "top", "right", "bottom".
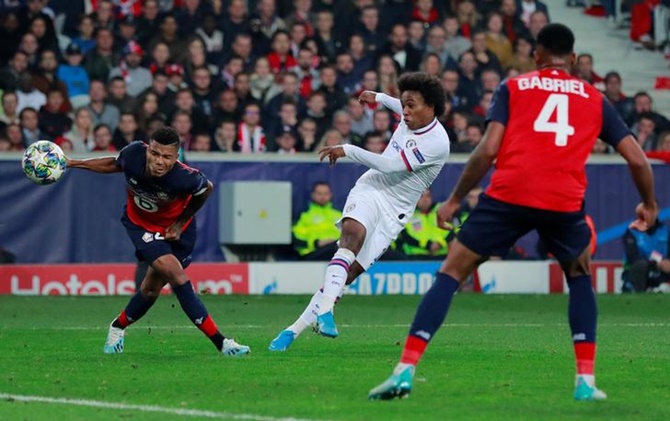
{"left": 537, "top": 23, "right": 575, "bottom": 56}
{"left": 311, "top": 181, "right": 330, "bottom": 192}
{"left": 151, "top": 126, "right": 180, "bottom": 146}
{"left": 397, "top": 72, "right": 446, "bottom": 117}
{"left": 604, "top": 71, "right": 621, "bottom": 83}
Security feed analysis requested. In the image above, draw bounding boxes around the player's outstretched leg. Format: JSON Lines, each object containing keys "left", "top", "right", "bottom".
{"left": 104, "top": 267, "right": 161, "bottom": 354}
{"left": 566, "top": 272, "right": 606, "bottom": 401}
{"left": 315, "top": 248, "right": 356, "bottom": 337}
{"left": 154, "top": 255, "right": 250, "bottom": 356}
{"left": 368, "top": 272, "right": 460, "bottom": 400}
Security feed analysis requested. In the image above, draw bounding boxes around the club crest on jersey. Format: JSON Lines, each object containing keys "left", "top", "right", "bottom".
{"left": 142, "top": 232, "right": 154, "bottom": 243}
{"left": 405, "top": 139, "right": 417, "bottom": 148}
{"left": 412, "top": 147, "right": 425, "bottom": 163}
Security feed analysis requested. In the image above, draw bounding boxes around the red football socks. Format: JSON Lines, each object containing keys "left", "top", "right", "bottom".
{"left": 400, "top": 335, "right": 429, "bottom": 366}
{"left": 574, "top": 342, "right": 596, "bottom": 375}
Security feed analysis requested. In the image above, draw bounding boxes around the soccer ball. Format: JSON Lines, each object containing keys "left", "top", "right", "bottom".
{"left": 22, "top": 140, "right": 67, "bottom": 185}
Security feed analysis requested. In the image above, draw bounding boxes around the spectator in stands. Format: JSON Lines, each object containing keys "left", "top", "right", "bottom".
{"left": 379, "top": 23, "right": 422, "bottom": 72}
{"left": 149, "top": 42, "right": 171, "bottom": 75}
{"left": 0, "top": 13, "right": 22, "bottom": 65}
{"left": 395, "top": 189, "right": 450, "bottom": 260}
{"left": 0, "top": 92, "right": 20, "bottom": 126}
{"left": 86, "top": 79, "right": 121, "bottom": 133}
{"left": 288, "top": 22, "right": 309, "bottom": 58}
{"left": 212, "top": 88, "right": 240, "bottom": 123}
{"left": 109, "top": 41, "right": 153, "bottom": 98}
{"left": 480, "top": 68, "right": 501, "bottom": 93}
{"left": 93, "top": 0, "right": 115, "bottom": 32}
{"left": 527, "top": 10, "right": 548, "bottom": 41}
{"left": 107, "top": 76, "right": 136, "bottom": 113}
{"left": 420, "top": 53, "right": 443, "bottom": 78}
{"left": 444, "top": 16, "right": 472, "bottom": 62}
{"left": 151, "top": 14, "right": 188, "bottom": 64}
{"left": 316, "top": 128, "right": 344, "bottom": 149}
{"left": 195, "top": 14, "right": 224, "bottom": 64}
{"left": 407, "top": 20, "right": 427, "bottom": 53}
{"left": 274, "top": 125, "right": 299, "bottom": 154}
{"left": 425, "top": 25, "right": 457, "bottom": 70}
{"left": 451, "top": 121, "right": 483, "bottom": 153}
{"left": 57, "top": 43, "right": 90, "bottom": 109}
{"left": 456, "top": 1, "right": 480, "bottom": 38}
{"left": 236, "top": 102, "right": 266, "bottom": 153}
{"left": 485, "top": 12, "right": 513, "bottom": 70}
{"left": 223, "top": 33, "right": 255, "bottom": 73}
{"left": 313, "top": 10, "right": 339, "bottom": 64}
{"left": 470, "top": 29, "right": 503, "bottom": 76}
{"left": 573, "top": 53, "right": 604, "bottom": 89}
{"left": 64, "top": 107, "right": 94, "bottom": 152}
{"left": 500, "top": 0, "right": 527, "bottom": 43}
{"left": 440, "top": 68, "right": 468, "bottom": 112}
{"left": 357, "top": 5, "right": 386, "bottom": 53}
{"left": 18, "top": 32, "right": 39, "bottom": 70}
{"left": 221, "top": 56, "right": 244, "bottom": 90}
{"left": 508, "top": 35, "right": 535, "bottom": 74}
{"left": 372, "top": 108, "right": 393, "bottom": 142}
{"left": 185, "top": 36, "right": 220, "bottom": 81}
{"left": 31, "top": 50, "right": 70, "bottom": 110}
{"left": 38, "top": 90, "right": 72, "bottom": 139}
{"left": 267, "top": 30, "right": 298, "bottom": 75}
{"left": 303, "top": 90, "right": 330, "bottom": 132}
{"left": 267, "top": 100, "right": 299, "bottom": 146}
{"left": 348, "top": 34, "right": 373, "bottom": 81}
{"left": 16, "top": 73, "right": 46, "bottom": 114}
{"left": 295, "top": 47, "right": 320, "bottom": 99}
{"left": 250, "top": 57, "right": 279, "bottom": 104}
{"left": 335, "top": 52, "right": 359, "bottom": 95}
{"left": 603, "top": 71, "right": 634, "bottom": 123}
{"left": 457, "top": 51, "right": 480, "bottom": 112}
{"left": 233, "top": 72, "right": 255, "bottom": 111}
{"left": 292, "top": 181, "right": 342, "bottom": 260}
{"left": 70, "top": 15, "right": 96, "bottom": 56}
{"left": 84, "top": 28, "right": 119, "bottom": 83}
{"left": 136, "top": 92, "right": 166, "bottom": 134}
{"left": 136, "top": 0, "right": 162, "bottom": 48}
{"left": 172, "top": 88, "right": 209, "bottom": 132}
{"left": 20, "top": 107, "right": 49, "bottom": 145}
{"left": 316, "top": 66, "right": 346, "bottom": 116}
{"left": 297, "top": 117, "right": 318, "bottom": 151}
{"left": 171, "top": 110, "right": 193, "bottom": 146}
{"left": 248, "top": 0, "right": 288, "bottom": 56}
{"left": 347, "top": 96, "right": 373, "bottom": 138}
{"left": 190, "top": 131, "right": 213, "bottom": 152}
{"left": 191, "top": 66, "right": 216, "bottom": 118}
{"left": 220, "top": 0, "right": 249, "bottom": 44}
{"left": 627, "top": 92, "right": 670, "bottom": 133}
{"left": 632, "top": 113, "right": 658, "bottom": 151}
{"left": 377, "top": 54, "right": 400, "bottom": 98}
{"left": 622, "top": 218, "right": 670, "bottom": 293}
{"left": 5, "top": 123, "right": 24, "bottom": 151}
{"left": 112, "top": 111, "right": 145, "bottom": 150}
{"left": 451, "top": 110, "right": 470, "bottom": 144}
{"left": 657, "top": 131, "right": 670, "bottom": 152}
{"left": 176, "top": 0, "right": 211, "bottom": 38}
{"left": 473, "top": 90, "right": 493, "bottom": 118}
{"left": 518, "top": 0, "right": 549, "bottom": 26}
{"left": 332, "top": 109, "right": 362, "bottom": 146}
{"left": 115, "top": 14, "right": 139, "bottom": 50}
{"left": 0, "top": 51, "right": 29, "bottom": 92}
{"left": 213, "top": 119, "right": 237, "bottom": 152}
{"left": 91, "top": 123, "right": 116, "bottom": 152}
{"left": 357, "top": 69, "right": 381, "bottom": 112}
{"left": 592, "top": 139, "right": 611, "bottom": 154}
{"left": 362, "top": 130, "right": 386, "bottom": 153}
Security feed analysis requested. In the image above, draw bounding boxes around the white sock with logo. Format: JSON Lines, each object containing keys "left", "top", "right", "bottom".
{"left": 318, "top": 248, "right": 356, "bottom": 315}
{"left": 287, "top": 289, "right": 324, "bottom": 336}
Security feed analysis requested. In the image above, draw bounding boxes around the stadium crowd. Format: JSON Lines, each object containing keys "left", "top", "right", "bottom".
{"left": 0, "top": 0, "right": 668, "bottom": 156}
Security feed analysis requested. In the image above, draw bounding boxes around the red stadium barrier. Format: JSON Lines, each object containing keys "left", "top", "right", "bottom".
{"left": 0, "top": 263, "right": 250, "bottom": 295}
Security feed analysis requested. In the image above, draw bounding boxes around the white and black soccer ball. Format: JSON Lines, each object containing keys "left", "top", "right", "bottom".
{"left": 21, "top": 140, "right": 67, "bottom": 185}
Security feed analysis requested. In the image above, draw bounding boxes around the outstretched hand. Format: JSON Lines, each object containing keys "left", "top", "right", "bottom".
{"left": 436, "top": 199, "right": 460, "bottom": 231}
{"left": 318, "top": 145, "right": 346, "bottom": 166}
{"left": 358, "top": 90, "right": 377, "bottom": 105}
{"left": 630, "top": 202, "right": 659, "bottom": 231}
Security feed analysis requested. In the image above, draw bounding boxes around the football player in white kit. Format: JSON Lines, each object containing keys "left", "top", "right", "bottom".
{"left": 269, "top": 72, "right": 450, "bottom": 351}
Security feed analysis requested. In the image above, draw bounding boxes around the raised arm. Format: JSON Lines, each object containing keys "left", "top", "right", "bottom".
{"left": 66, "top": 156, "right": 122, "bottom": 174}
{"left": 358, "top": 90, "right": 403, "bottom": 116}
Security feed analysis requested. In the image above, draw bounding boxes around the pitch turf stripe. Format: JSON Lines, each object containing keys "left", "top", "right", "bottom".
{"left": 46, "top": 322, "right": 669, "bottom": 331}
{"left": 0, "top": 393, "right": 323, "bottom": 421}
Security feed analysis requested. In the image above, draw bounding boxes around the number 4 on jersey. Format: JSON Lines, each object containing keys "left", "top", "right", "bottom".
{"left": 533, "top": 93, "right": 575, "bottom": 147}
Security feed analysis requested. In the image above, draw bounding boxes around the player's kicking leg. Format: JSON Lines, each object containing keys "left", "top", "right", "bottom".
{"left": 269, "top": 219, "right": 366, "bottom": 351}
{"left": 368, "top": 240, "right": 479, "bottom": 400}
{"left": 104, "top": 265, "right": 164, "bottom": 354}
{"left": 559, "top": 247, "right": 606, "bottom": 401}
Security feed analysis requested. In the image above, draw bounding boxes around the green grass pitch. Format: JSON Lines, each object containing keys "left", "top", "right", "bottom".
{"left": 0, "top": 294, "right": 668, "bottom": 421}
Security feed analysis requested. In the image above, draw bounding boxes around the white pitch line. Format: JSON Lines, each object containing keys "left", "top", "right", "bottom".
{"left": 0, "top": 393, "right": 324, "bottom": 421}
{"left": 32, "top": 322, "right": 669, "bottom": 331}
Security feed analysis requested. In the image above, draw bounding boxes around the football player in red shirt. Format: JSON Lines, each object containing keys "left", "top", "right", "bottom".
{"left": 66, "top": 127, "right": 250, "bottom": 357}
{"left": 369, "top": 23, "right": 658, "bottom": 401}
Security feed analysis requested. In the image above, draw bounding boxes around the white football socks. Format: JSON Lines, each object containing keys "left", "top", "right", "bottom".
{"left": 318, "top": 248, "right": 355, "bottom": 315}
{"left": 287, "top": 289, "right": 323, "bottom": 335}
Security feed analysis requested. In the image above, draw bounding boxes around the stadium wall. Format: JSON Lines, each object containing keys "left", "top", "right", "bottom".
{"left": 0, "top": 261, "right": 623, "bottom": 295}
{"left": 0, "top": 154, "right": 669, "bottom": 264}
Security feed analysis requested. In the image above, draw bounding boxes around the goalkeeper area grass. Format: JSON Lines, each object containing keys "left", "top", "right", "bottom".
{"left": 0, "top": 294, "right": 668, "bottom": 421}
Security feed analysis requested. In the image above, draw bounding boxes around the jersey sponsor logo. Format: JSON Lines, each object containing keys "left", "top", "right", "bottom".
{"left": 346, "top": 203, "right": 356, "bottom": 212}
{"left": 156, "top": 191, "right": 168, "bottom": 200}
{"left": 405, "top": 139, "right": 416, "bottom": 148}
{"left": 412, "top": 147, "right": 425, "bottom": 163}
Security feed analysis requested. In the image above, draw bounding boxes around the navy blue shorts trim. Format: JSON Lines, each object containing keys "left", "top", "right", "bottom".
{"left": 121, "top": 213, "right": 196, "bottom": 268}
{"left": 457, "top": 194, "right": 591, "bottom": 261}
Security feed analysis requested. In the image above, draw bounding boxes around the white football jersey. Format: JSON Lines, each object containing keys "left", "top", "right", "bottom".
{"left": 353, "top": 94, "right": 450, "bottom": 218}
